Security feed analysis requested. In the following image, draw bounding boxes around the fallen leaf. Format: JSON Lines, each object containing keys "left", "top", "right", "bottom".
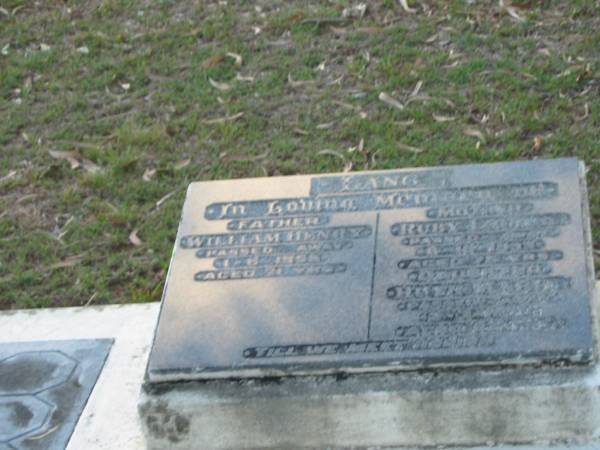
{"left": 378, "top": 92, "right": 404, "bottom": 110}
{"left": 293, "top": 128, "right": 309, "bottom": 135}
{"left": 0, "top": 170, "right": 17, "bottom": 182}
{"left": 332, "top": 100, "right": 359, "bottom": 111}
{"left": 442, "top": 61, "right": 460, "bottom": 69}
{"left": 49, "top": 150, "right": 101, "bottom": 173}
{"left": 499, "top": 0, "right": 525, "bottom": 22}
{"left": 406, "top": 94, "right": 456, "bottom": 108}
{"left": 77, "top": 46, "right": 89, "bottom": 54}
{"left": 533, "top": 135, "right": 543, "bottom": 151}
{"left": 576, "top": 103, "right": 590, "bottom": 121}
{"left": 288, "top": 73, "right": 315, "bottom": 87}
{"left": 225, "top": 151, "right": 269, "bottom": 162}
{"left": 410, "top": 80, "right": 423, "bottom": 97}
{"left": 129, "top": 229, "right": 142, "bottom": 246}
{"left": 330, "top": 26, "right": 348, "bottom": 34}
{"left": 398, "top": 143, "right": 424, "bottom": 153}
{"left": 318, "top": 149, "right": 346, "bottom": 160}
{"left": 425, "top": 33, "right": 438, "bottom": 43}
{"left": 226, "top": 52, "right": 243, "bottom": 66}
{"left": 209, "top": 78, "right": 232, "bottom": 91}
{"left": 80, "top": 158, "right": 102, "bottom": 173}
{"left": 463, "top": 127, "right": 486, "bottom": 143}
{"left": 84, "top": 292, "right": 98, "bottom": 307}
{"left": 236, "top": 73, "right": 254, "bottom": 82}
{"left": 327, "top": 75, "right": 344, "bottom": 86}
{"left": 49, "top": 254, "right": 85, "bottom": 270}
{"left": 155, "top": 191, "right": 176, "bottom": 209}
{"left": 143, "top": 168, "right": 156, "bottom": 181}
{"left": 49, "top": 150, "right": 81, "bottom": 169}
{"left": 316, "top": 122, "right": 335, "bottom": 130}
{"left": 538, "top": 48, "right": 551, "bottom": 57}
{"left": 342, "top": 3, "right": 367, "bottom": 19}
{"left": 287, "top": 12, "right": 305, "bottom": 22}
{"left": 399, "top": 0, "right": 417, "bottom": 13}
{"left": 40, "top": 43, "right": 51, "bottom": 52}
{"left": 432, "top": 113, "right": 456, "bottom": 122}
{"left": 1, "top": 44, "right": 9, "bottom": 56}
{"left": 202, "top": 111, "right": 244, "bottom": 124}
{"left": 174, "top": 158, "right": 191, "bottom": 170}
{"left": 120, "top": 82, "right": 130, "bottom": 91}
{"left": 201, "top": 54, "right": 225, "bottom": 68}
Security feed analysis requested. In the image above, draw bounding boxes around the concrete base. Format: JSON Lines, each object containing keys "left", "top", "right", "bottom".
{"left": 138, "top": 283, "right": 600, "bottom": 450}
{"left": 139, "top": 362, "right": 600, "bottom": 449}
{"left": 0, "top": 303, "right": 160, "bottom": 450}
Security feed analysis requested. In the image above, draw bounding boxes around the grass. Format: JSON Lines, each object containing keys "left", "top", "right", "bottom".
{"left": 0, "top": 0, "right": 599, "bottom": 309}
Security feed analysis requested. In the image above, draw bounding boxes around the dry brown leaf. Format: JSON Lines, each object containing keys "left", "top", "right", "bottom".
{"left": 48, "top": 254, "right": 85, "bottom": 270}
{"left": 49, "top": 150, "right": 80, "bottom": 169}
{"left": 202, "top": 112, "right": 244, "bottom": 124}
{"left": 226, "top": 52, "right": 243, "bottom": 67}
{"left": 378, "top": 92, "right": 404, "bottom": 110}
{"left": 533, "top": 135, "right": 543, "bottom": 151}
{"left": 399, "top": 0, "right": 417, "bottom": 13}
{"left": 398, "top": 143, "right": 424, "bottom": 153}
{"left": 174, "top": 158, "right": 191, "bottom": 170}
{"left": 293, "top": 128, "right": 309, "bottom": 135}
{"left": 49, "top": 150, "right": 101, "bottom": 173}
{"left": 129, "top": 229, "right": 142, "bottom": 246}
{"left": 432, "top": 113, "right": 456, "bottom": 122}
{"left": 463, "top": 127, "right": 486, "bottom": 143}
{"left": 142, "top": 168, "right": 156, "bottom": 182}
{"left": 209, "top": 78, "right": 232, "bottom": 91}
{"left": 201, "top": 54, "right": 225, "bottom": 68}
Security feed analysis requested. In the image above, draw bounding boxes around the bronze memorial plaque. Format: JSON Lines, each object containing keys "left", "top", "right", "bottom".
{"left": 147, "top": 158, "right": 595, "bottom": 382}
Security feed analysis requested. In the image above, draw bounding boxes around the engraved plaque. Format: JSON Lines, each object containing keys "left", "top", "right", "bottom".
{"left": 0, "top": 339, "right": 112, "bottom": 450}
{"left": 147, "top": 158, "right": 595, "bottom": 382}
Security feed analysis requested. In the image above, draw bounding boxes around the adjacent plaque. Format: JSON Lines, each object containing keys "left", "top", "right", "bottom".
{"left": 0, "top": 339, "right": 112, "bottom": 450}
{"left": 147, "top": 158, "right": 595, "bottom": 382}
